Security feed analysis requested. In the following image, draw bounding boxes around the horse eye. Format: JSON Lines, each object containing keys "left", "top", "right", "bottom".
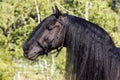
{"left": 46, "top": 22, "right": 57, "bottom": 30}
{"left": 46, "top": 25, "right": 53, "bottom": 30}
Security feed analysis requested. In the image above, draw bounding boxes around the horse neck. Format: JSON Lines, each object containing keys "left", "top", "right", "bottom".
{"left": 63, "top": 15, "right": 120, "bottom": 80}
{"left": 63, "top": 17, "right": 85, "bottom": 48}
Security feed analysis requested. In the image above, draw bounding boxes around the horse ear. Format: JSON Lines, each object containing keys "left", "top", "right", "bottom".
{"left": 52, "top": 6, "right": 61, "bottom": 18}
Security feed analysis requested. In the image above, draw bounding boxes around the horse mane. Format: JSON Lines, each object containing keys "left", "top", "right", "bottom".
{"left": 64, "top": 14, "right": 120, "bottom": 80}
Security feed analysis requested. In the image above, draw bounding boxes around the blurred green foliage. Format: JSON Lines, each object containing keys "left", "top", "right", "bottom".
{"left": 0, "top": 0, "right": 120, "bottom": 80}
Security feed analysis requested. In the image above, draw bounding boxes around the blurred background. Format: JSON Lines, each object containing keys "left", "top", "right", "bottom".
{"left": 0, "top": 0, "right": 120, "bottom": 80}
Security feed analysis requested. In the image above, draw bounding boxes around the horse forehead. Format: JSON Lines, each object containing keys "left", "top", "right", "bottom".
{"left": 44, "top": 15, "right": 56, "bottom": 22}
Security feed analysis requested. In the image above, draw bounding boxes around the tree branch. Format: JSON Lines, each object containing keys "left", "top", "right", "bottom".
{"left": 34, "top": 0, "right": 40, "bottom": 24}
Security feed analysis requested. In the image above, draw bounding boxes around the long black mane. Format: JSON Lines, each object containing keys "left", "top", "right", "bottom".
{"left": 64, "top": 14, "right": 120, "bottom": 80}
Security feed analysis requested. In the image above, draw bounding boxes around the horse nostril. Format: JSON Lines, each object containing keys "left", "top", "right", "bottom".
{"left": 24, "top": 52, "right": 28, "bottom": 57}
{"left": 34, "top": 52, "right": 38, "bottom": 54}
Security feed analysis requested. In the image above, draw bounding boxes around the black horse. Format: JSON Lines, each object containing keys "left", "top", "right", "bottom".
{"left": 23, "top": 6, "right": 120, "bottom": 80}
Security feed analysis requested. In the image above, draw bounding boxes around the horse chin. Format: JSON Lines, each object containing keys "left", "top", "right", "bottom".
{"left": 26, "top": 53, "right": 40, "bottom": 61}
{"left": 28, "top": 56, "right": 38, "bottom": 61}
{"left": 26, "top": 51, "right": 46, "bottom": 60}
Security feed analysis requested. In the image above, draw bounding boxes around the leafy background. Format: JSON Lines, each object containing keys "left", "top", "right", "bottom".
{"left": 0, "top": 0, "right": 120, "bottom": 80}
